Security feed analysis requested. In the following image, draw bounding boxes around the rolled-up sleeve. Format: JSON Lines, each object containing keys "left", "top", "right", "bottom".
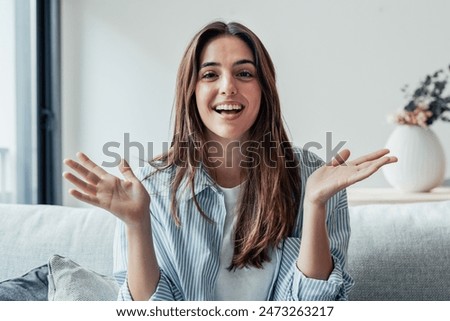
{"left": 113, "top": 217, "right": 183, "bottom": 301}
{"left": 117, "top": 269, "right": 182, "bottom": 301}
{"left": 272, "top": 189, "right": 354, "bottom": 301}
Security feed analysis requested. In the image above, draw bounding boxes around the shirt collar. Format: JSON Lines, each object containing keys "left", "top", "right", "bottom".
{"left": 177, "top": 163, "right": 219, "bottom": 201}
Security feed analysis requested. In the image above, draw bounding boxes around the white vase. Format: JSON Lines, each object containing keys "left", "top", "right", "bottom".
{"left": 382, "top": 125, "right": 446, "bottom": 192}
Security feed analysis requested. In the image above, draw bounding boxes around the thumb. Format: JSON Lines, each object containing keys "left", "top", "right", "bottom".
{"left": 119, "top": 158, "right": 137, "bottom": 181}
{"left": 329, "top": 149, "right": 351, "bottom": 166}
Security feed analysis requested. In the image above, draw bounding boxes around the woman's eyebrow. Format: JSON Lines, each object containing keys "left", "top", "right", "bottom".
{"left": 200, "top": 61, "right": 219, "bottom": 68}
{"left": 200, "top": 59, "right": 255, "bottom": 69}
{"left": 234, "top": 59, "right": 255, "bottom": 66}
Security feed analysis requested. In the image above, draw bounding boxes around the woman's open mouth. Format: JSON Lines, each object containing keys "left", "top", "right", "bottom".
{"left": 213, "top": 104, "right": 244, "bottom": 115}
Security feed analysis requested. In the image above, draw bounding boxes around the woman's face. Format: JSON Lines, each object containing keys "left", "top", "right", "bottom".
{"left": 195, "top": 35, "right": 261, "bottom": 143}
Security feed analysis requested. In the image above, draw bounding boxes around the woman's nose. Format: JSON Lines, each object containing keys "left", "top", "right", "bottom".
{"left": 220, "top": 74, "right": 237, "bottom": 96}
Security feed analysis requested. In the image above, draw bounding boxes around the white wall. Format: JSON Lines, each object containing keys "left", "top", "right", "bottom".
{"left": 0, "top": 0, "right": 17, "bottom": 202}
{"left": 62, "top": 0, "right": 450, "bottom": 206}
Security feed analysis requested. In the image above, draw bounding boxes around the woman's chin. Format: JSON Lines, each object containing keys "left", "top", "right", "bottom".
{"left": 206, "top": 131, "right": 248, "bottom": 144}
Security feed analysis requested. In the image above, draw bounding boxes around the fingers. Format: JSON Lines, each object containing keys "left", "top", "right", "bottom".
{"left": 356, "top": 155, "right": 398, "bottom": 180}
{"left": 63, "top": 152, "right": 105, "bottom": 204}
{"left": 63, "top": 171, "right": 97, "bottom": 195}
{"left": 350, "top": 149, "right": 391, "bottom": 166}
{"left": 63, "top": 158, "right": 101, "bottom": 185}
{"left": 368, "top": 155, "right": 398, "bottom": 170}
{"left": 76, "top": 152, "right": 108, "bottom": 177}
{"left": 68, "top": 188, "right": 99, "bottom": 207}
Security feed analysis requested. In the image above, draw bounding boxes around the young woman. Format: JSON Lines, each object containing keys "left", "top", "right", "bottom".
{"left": 63, "top": 21, "right": 397, "bottom": 301}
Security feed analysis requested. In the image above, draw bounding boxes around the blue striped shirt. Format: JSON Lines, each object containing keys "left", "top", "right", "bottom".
{"left": 113, "top": 148, "right": 354, "bottom": 300}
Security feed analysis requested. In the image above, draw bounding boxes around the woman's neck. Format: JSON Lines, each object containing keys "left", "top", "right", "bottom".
{"left": 213, "top": 165, "right": 242, "bottom": 188}
{"left": 204, "top": 135, "right": 244, "bottom": 188}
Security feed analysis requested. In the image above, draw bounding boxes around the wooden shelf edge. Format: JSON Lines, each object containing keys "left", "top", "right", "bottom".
{"left": 347, "top": 187, "right": 450, "bottom": 206}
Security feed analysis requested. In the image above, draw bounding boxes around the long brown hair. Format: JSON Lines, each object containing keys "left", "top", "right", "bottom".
{"left": 150, "top": 21, "right": 301, "bottom": 269}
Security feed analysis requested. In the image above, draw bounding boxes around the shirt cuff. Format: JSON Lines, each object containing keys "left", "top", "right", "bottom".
{"left": 117, "top": 269, "right": 179, "bottom": 301}
{"left": 117, "top": 278, "right": 133, "bottom": 301}
{"left": 292, "top": 256, "right": 344, "bottom": 301}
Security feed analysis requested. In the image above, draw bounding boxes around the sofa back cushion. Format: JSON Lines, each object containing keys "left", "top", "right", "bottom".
{"left": 0, "top": 204, "right": 116, "bottom": 282}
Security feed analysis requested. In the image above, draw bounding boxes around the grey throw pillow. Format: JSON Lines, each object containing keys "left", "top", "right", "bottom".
{"left": 0, "top": 264, "right": 49, "bottom": 301}
{"left": 47, "top": 255, "right": 119, "bottom": 301}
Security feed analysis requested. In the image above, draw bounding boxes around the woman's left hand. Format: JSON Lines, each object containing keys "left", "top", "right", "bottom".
{"left": 305, "top": 148, "right": 397, "bottom": 206}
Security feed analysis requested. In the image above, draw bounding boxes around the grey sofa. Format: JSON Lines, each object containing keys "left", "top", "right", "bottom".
{"left": 0, "top": 200, "right": 449, "bottom": 300}
{"left": 347, "top": 200, "right": 450, "bottom": 300}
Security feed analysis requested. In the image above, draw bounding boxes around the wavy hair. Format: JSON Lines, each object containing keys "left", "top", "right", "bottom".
{"left": 150, "top": 21, "right": 301, "bottom": 269}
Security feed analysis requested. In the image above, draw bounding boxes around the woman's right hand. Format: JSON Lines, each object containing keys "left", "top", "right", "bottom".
{"left": 65, "top": 152, "right": 160, "bottom": 300}
{"left": 63, "top": 152, "right": 150, "bottom": 227}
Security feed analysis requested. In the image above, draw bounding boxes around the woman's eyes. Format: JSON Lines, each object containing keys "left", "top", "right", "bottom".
{"left": 201, "top": 71, "right": 218, "bottom": 79}
{"left": 236, "top": 70, "right": 254, "bottom": 78}
{"left": 200, "top": 70, "right": 255, "bottom": 80}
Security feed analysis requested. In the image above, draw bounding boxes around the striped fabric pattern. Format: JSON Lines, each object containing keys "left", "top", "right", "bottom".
{"left": 113, "top": 148, "right": 354, "bottom": 301}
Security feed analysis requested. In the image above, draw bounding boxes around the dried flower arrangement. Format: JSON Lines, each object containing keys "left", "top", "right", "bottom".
{"left": 390, "top": 65, "right": 450, "bottom": 127}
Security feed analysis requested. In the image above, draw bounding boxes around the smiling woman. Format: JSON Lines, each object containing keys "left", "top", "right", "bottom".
{"left": 195, "top": 35, "right": 261, "bottom": 144}
{"left": 62, "top": 21, "right": 397, "bottom": 301}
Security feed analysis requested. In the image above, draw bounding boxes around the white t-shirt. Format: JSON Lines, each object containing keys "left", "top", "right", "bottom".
{"left": 214, "top": 184, "right": 277, "bottom": 300}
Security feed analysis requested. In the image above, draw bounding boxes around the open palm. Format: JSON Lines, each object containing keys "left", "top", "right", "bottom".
{"left": 63, "top": 152, "right": 150, "bottom": 226}
{"left": 305, "top": 149, "right": 397, "bottom": 205}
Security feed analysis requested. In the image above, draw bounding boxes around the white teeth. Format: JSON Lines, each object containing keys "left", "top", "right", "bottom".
{"left": 214, "top": 104, "right": 243, "bottom": 111}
